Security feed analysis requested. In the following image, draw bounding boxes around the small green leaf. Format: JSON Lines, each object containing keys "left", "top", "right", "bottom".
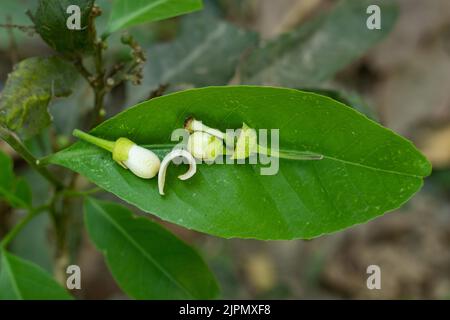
{"left": 84, "top": 197, "right": 219, "bottom": 299}
{"left": 240, "top": 0, "right": 398, "bottom": 87}
{"left": 128, "top": 6, "right": 258, "bottom": 104}
{"left": 0, "top": 250, "right": 72, "bottom": 300}
{"left": 32, "top": 0, "right": 95, "bottom": 55}
{"left": 106, "top": 0, "right": 203, "bottom": 35}
{"left": 50, "top": 86, "right": 431, "bottom": 240}
{"left": 0, "top": 150, "right": 31, "bottom": 208}
{"left": 0, "top": 57, "right": 78, "bottom": 138}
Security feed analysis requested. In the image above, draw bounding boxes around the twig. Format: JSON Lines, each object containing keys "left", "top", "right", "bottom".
{"left": 47, "top": 191, "right": 69, "bottom": 284}
{"left": 0, "top": 23, "right": 35, "bottom": 34}
{"left": 90, "top": 39, "right": 106, "bottom": 126}
{"left": 0, "top": 127, "right": 64, "bottom": 190}
{"left": 73, "top": 56, "right": 93, "bottom": 84}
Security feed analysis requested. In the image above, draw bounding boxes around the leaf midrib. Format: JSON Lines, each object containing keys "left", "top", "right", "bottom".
{"left": 323, "top": 155, "right": 425, "bottom": 179}
{"left": 62, "top": 142, "right": 426, "bottom": 179}
{"left": 89, "top": 199, "right": 195, "bottom": 299}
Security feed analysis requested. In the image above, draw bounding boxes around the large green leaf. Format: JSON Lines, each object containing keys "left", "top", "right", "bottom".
{"left": 31, "top": 0, "right": 95, "bottom": 55}
{"left": 49, "top": 86, "right": 431, "bottom": 240}
{"left": 240, "top": 0, "right": 398, "bottom": 87}
{"left": 84, "top": 197, "right": 219, "bottom": 299}
{"left": 0, "top": 57, "right": 78, "bottom": 138}
{"left": 0, "top": 150, "right": 32, "bottom": 208}
{"left": 0, "top": 250, "right": 72, "bottom": 300}
{"left": 106, "top": 0, "right": 203, "bottom": 35}
{"left": 128, "top": 7, "right": 258, "bottom": 104}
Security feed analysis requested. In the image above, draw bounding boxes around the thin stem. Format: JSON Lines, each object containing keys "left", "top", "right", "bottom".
{"left": 73, "top": 129, "right": 115, "bottom": 152}
{"left": 91, "top": 40, "right": 106, "bottom": 126}
{"left": 0, "top": 204, "right": 48, "bottom": 248}
{"left": 0, "top": 23, "right": 35, "bottom": 33}
{"left": 73, "top": 56, "right": 93, "bottom": 84}
{"left": 0, "top": 127, "right": 64, "bottom": 190}
{"left": 47, "top": 192, "right": 69, "bottom": 284}
{"left": 92, "top": 89, "right": 106, "bottom": 126}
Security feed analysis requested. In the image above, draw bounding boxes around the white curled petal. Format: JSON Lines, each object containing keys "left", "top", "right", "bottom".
{"left": 158, "top": 149, "right": 197, "bottom": 195}
{"left": 124, "top": 145, "right": 160, "bottom": 179}
{"left": 178, "top": 153, "right": 196, "bottom": 181}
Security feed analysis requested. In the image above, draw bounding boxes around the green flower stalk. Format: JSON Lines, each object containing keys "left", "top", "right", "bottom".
{"left": 73, "top": 129, "right": 160, "bottom": 179}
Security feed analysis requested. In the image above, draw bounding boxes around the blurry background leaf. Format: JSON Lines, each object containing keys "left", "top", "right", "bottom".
{"left": 0, "top": 150, "right": 31, "bottom": 209}
{"left": 106, "top": 0, "right": 203, "bottom": 35}
{"left": 127, "top": 5, "right": 258, "bottom": 105}
{"left": 240, "top": 0, "right": 398, "bottom": 87}
{"left": 8, "top": 162, "right": 53, "bottom": 272}
{"left": 50, "top": 87, "right": 430, "bottom": 240}
{"left": 0, "top": 0, "right": 37, "bottom": 50}
{"left": 84, "top": 197, "right": 220, "bottom": 299}
{"left": 0, "top": 249, "right": 72, "bottom": 299}
{"left": 50, "top": 80, "right": 94, "bottom": 136}
{"left": 0, "top": 56, "right": 78, "bottom": 138}
{"left": 8, "top": 212, "right": 53, "bottom": 272}
{"left": 94, "top": 0, "right": 170, "bottom": 54}
{"left": 32, "top": 0, "right": 95, "bottom": 55}
{"left": 301, "top": 88, "right": 378, "bottom": 121}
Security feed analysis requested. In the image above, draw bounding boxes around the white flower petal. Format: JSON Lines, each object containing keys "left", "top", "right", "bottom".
{"left": 158, "top": 149, "right": 197, "bottom": 195}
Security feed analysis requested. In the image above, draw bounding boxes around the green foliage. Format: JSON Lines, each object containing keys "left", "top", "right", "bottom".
{"left": 106, "top": 0, "right": 203, "bottom": 35}
{"left": 240, "top": 0, "right": 398, "bottom": 87}
{"left": 31, "top": 0, "right": 95, "bottom": 55}
{"left": 84, "top": 198, "right": 220, "bottom": 299}
{"left": 0, "top": 57, "right": 78, "bottom": 138}
{"left": 50, "top": 87, "right": 430, "bottom": 240}
{"left": 0, "top": 250, "right": 72, "bottom": 300}
{"left": 128, "top": 7, "right": 258, "bottom": 104}
{"left": 0, "top": 150, "right": 32, "bottom": 209}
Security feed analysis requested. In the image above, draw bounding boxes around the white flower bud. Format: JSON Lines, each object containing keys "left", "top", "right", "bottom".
{"left": 187, "top": 132, "right": 224, "bottom": 162}
{"left": 111, "top": 137, "right": 160, "bottom": 179}
{"left": 123, "top": 144, "right": 160, "bottom": 179}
